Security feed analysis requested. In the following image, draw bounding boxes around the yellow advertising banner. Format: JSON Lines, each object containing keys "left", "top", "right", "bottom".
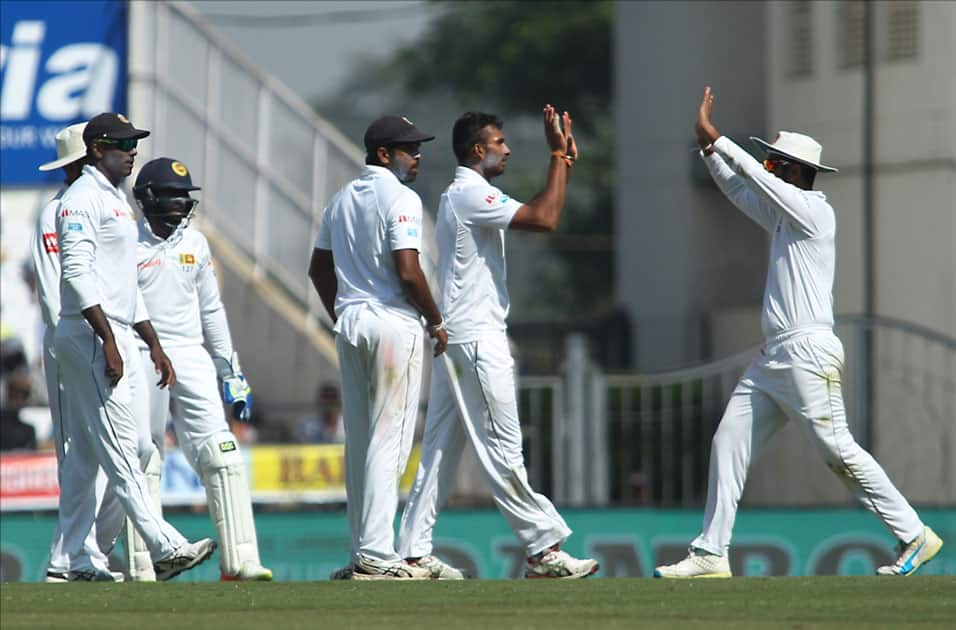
{"left": 250, "top": 444, "right": 421, "bottom": 500}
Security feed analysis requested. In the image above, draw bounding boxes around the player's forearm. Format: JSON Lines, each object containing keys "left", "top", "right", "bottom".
{"left": 81, "top": 305, "right": 116, "bottom": 345}
{"left": 308, "top": 249, "right": 337, "bottom": 322}
{"left": 400, "top": 269, "right": 443, "bottom": 328}
{"left": 201, "top": 306, "right": 235, "bottom": 360}
{"left": 133, "top": 320, "right": 163, "bottom": 351}
{"left": 530, "top": 155, "right": 570, "bottom": 230}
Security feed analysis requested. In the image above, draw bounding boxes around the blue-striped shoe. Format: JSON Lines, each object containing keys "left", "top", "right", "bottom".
{"left": 876, "top": 526, "right": 943, "bottom": 576}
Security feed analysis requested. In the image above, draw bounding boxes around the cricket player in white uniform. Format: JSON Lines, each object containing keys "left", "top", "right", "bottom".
{"left": 309, "top": 115, "right": 448, "bottom": 580}
{"left": 126, "top": 156, "right": 272, "bottom": 582}
{"left": 33, "top": 122, "right": 126, "bottom": 582}
{"left": 55, "top": 113, "right": 217, "bottom": 582}
{"left": 654, "top": 87, "right": 943, "bottom": 578}
{"left": 397, "top": 107, "right": 599, "bottom": 579}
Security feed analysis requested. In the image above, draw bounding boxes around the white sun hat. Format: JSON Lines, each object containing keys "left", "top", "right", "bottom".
{"left": 750, "top": 131, "right": 838, "bottom": 173}
{"left": 38, "top": 122, "right": 88, "bottom": 172}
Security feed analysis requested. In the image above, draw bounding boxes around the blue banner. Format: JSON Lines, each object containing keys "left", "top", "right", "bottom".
{"left": 0, "top": 0, "right": 127, "bottom": 186}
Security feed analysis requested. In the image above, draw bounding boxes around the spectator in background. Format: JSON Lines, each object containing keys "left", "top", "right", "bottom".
{"left": 296, "top": 382, "right": 344, "bottom": 444}
{"left": 0, "top": 370, "right": 37, "bottom": 451}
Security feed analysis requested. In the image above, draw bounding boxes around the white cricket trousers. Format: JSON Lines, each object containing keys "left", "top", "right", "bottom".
{"left": 55, "top": 318, "right": 187, "bottom": 566}
{"left": 692, "top": 328, "right": 924, "bottom": 556}
{"left": 137, "top": 344, "right": 227, "bottom": 466}
{"left": 336, "top": 307, "right": 423, "bottom": 563}
{"left": 42, "top": 325, "right": 122, "bottom": 573}
{"left": 398, "top": 330, "right": 571, "bottom": 559}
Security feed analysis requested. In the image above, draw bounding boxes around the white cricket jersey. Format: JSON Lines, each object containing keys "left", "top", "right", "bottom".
{"left": 57, "top": 165, "right": 148, "bottom": 326}
{"left": 435, "top": 166, "right": 523, "bottom": 343}
{"left": 135, "top": 222, "right": 234, "bottom": 360}
{"left": 314, "top": 165, "right": 425, "bottom": 340}
{"left": 32, "top": 187, "right": 66, "bottom": 328}
{"left": 703, "top": 136, "right": 836, "bottom": 340}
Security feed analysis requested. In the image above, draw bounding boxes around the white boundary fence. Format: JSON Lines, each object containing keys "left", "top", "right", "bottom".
{"left": 519, "top": 316, "right": 956, "bottom": 508}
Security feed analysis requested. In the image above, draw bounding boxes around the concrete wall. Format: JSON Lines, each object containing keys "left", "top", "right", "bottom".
{"left": 615, "top": 1, "right": 769, "bottom": 371}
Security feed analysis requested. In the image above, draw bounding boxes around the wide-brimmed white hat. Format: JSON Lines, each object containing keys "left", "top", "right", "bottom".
{"left": 750, "top": 131, "right": 838, "bottom": 173}
{"left": 38, "top": 122, "right": 87, "bottom": 172}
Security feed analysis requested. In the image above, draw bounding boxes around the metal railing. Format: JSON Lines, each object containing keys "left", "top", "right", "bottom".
{"left": 519, "top": 316, "right": 956, "bottom": 508}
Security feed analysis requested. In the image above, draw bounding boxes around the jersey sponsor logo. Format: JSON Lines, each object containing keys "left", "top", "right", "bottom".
{"left": 219, "top": 440, "right": 237, "bottom": 453}
{"left": 396, "top": 214, "right": 421, "bottom": 224}
{"left": 485, "top": 194, "right": 496, "bottom": 205}
{"left": 406, "top": 228, "right": 418, "bottom": 237}
{"left": 66, "top": 222, "right": 82, "bottom": 231}
{"left": 179, "top": 253, "right": 196, "bottom": 265}
{"left": 41, "top": 231, "right": 57, "bottom": 253}
{"left": 500, "top": 194, "right": 510, "bottom": 203}
{"left": 59, "top": 208, "right": 89, "bottom": 218}
{"left": 137, "top": 258, "right": 161, "bottom": 270}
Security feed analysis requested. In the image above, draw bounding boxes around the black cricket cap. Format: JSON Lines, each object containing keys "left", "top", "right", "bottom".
{"left": 134, "top": 158, "right": 201, "bottom": 194}
{"left": 83, "top": 113, "right": 150, "bottom": 143}
{"left": 363, "top": 115, "right": 435, "bottom": 153}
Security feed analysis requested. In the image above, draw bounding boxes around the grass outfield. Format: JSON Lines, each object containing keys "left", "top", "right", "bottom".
{"left": 2, "top": 577, "right": 954, "bottom": 629}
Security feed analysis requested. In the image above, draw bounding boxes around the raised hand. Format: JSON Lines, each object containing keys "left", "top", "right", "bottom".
{"left": 696, "top": 86, "right": 719, "bottom": 149}
{"left": 563, "top": 111, "right": 578, "bottom": 162}
{"left": 543, "top": 104, "right": 568, "bottom": 154}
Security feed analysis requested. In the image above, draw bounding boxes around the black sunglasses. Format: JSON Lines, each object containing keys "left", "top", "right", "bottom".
{"left": 97, "top": 137, "right": 138, "bottom": 152}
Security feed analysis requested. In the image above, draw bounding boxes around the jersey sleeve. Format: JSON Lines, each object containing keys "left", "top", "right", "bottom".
{"left": 702, "top": 148, "right": 777, "bottom": 233}
{"left": 314, "top": 207, "right": 332, "bottom": 250}
{"left": 196, "top": 235, "right": 235, "bottom": 360}
{"left": 57, "top": 190, "right": 102, "bottom": 311}
{"left": 386, "top": 189, "right": 424, "bottom": 252}
{"left": 32, "top": 199, "right": 62, "bottom": 326}
{"left": 456, "top": 185, "right": 522, "bottom": 229}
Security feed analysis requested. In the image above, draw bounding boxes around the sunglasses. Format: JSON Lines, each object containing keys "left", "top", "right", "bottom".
{"left": 97, "top": 137, "right": 138, "bottom": 152}
{"left": 763, "top": 157, "right": 793, "bottom": 173}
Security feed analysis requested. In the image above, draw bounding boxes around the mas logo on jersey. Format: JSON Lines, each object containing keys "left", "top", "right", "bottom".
{"left": 485, "top": 194, "right": 496, "bottom": 205}
{"left": 219, "top": 440, "right": 237, "bottom": 453}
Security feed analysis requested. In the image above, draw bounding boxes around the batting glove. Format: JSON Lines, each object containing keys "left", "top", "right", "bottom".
{"left": 215, "top": 352, "right": 253, "bottom": 422}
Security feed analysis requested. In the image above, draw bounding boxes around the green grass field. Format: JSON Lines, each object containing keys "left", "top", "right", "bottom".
{"left": 2, "top": 577, "right": 954, "bottom": 629}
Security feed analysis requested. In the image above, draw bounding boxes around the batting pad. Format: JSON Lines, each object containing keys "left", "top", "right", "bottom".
{"left": 198, "top": 432, "right": 261, "bottom": 576}
{"left": 123, "top": 447, "right": 162, "bottom": 581}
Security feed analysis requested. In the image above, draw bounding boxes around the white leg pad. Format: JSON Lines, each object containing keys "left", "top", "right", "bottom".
{"left": 197, "top": 432, "right": 261, "bottom": 576}
{"left": 124, "top": 447, "right": 162, "bottom": 581}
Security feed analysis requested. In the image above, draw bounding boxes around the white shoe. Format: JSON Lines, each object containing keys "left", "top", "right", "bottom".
{"left": 154, "top": 538, "right": 217, "bottom": 581}
{"left": 525, "top": 548, "right": 599, "bottom": 579}
{"left": 876, "top": 526, "right": 944, "bottom": 576}
{"left": 221, "top": 561, "right": 273, "bottom": 581}
{"left": 654, "top": 549, "right": 732, "bottom": 579}
{"left": 352, "top": 555, "right": 431, "bottom": 580}
{"left": 407, "top": 554, "right": 466, "bottom": 580}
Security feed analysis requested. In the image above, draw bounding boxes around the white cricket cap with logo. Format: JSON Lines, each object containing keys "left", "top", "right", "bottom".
{"left": 38, "top": 122, "right": 87, "bottom": 172}
{"left": 750, "top": 131, "right": 838, "bottom": 173}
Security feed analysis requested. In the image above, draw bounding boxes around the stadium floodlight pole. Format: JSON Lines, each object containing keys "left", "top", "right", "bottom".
{"left": 862, "top": 0, "right": 876, "bottom": 452}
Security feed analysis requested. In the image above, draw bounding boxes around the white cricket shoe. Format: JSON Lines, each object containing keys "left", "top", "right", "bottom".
{"left": 221, "top": 561, "right": 273, "bottom": 581}
{"left": 654, "top": 548, "right": 732, "bottom": 579}
{"left": 407, "top": 554, "right": 466, "bottom": 580}
{"left": 154, "top": 538, "right": 217, "bottom": 581}
{"left": 525, "top": 548, "right": 599, "bottom": 579}
{"left": 876, "top": 526, "right": 943, "bottom": 576}
{"left": 352, "top": 555, "right": 431, "bottom": 580}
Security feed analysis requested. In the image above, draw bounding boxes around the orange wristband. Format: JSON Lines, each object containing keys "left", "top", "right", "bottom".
{"left": 551, "top": 151, "right": 574, "bottom": 167}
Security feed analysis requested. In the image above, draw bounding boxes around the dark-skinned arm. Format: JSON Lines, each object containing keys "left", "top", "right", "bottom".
{"left": 509, "top": 107, "right": 575, "bottom": 232}
{"left": 393, "top": 249, "right": 447, "bottom": 356}
{"left": 308, "top": 248, "right": 337, "bottom": 323}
